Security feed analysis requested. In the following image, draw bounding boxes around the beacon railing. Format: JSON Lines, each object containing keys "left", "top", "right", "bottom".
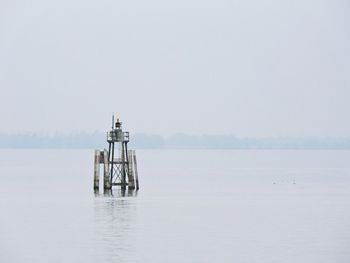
{"left": 106, "top": 131, "right": 129, "bottom": 142}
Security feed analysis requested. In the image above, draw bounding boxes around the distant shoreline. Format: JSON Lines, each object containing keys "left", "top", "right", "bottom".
{"left": 0, "top": 133, "right": 349, "bottom": 150}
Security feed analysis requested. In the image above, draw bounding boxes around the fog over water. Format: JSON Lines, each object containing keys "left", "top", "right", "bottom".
{"left": 1, "top": 0, "right": 349, "bottom": 137}
{"left": 1, "top": 2, "right": 350, "bottom": 262}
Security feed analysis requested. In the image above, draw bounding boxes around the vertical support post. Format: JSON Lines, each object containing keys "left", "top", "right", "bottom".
{"left": 108, "top": 142, "right": 111, "bottom": 162}
{"left": 133, "top": 150, "right": 139, "bottom": 190}
{"left": 127, "top": 150, "right": 135, "bottom": 189}
{"left": 103, "top": 149, "right": 111, "bottom": 190}
{"left": 121, "top": 142, "right": 126, "bottom": 190}
{"left": 125, "top": 142, "right": 130, "bottom": 187}
{"left": 93, "top": 150, "right": 100, "bottom": 192}
{"left": 110, "top": 142, "right": 115, "bottom": 186}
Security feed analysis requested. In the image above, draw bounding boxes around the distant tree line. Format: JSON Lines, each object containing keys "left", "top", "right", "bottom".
{"left": 0, "top": 132, "right": 349, "bottom": 149}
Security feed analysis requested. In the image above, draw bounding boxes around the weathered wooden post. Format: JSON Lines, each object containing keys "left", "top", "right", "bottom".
{"left": 93, "top": 150, "right": 101, "bottom": 191}
{"left": 127, "top": 150, "right": 135, "bottom": 189}
{"left": 133, "top": 150, "right": 139, "bottom": 190}
{"left": 103, "top": 149, "right": 111, "bottom": 190}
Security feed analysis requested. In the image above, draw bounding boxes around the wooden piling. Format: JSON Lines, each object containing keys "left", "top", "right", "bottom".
{"left": 133, "top": 150, "right": 139, "bottom": 190}
{"left": 103, "top": 149, "right": 111, "bottom": 190}
{"left": 127, "top": 150, "right": 135, "bottom": 189}
{"left": 93, "top": 150, "right": 100, "bottom": 191}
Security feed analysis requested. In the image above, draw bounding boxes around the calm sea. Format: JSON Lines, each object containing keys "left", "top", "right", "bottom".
{"left": 1, "top": 149, "right": 350, "bottom": 263}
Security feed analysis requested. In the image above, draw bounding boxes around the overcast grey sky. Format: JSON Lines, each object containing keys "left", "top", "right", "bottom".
{"left": 0, "top": 0, "right": 349, "bottom": 137}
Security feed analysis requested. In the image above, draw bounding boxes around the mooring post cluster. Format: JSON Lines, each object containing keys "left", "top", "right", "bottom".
{"left": 93, "top": 116, "right": 139, "bottom": 192}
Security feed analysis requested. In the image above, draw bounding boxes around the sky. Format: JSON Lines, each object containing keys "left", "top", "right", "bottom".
{"left": 0, "top": 0, "right": 349, "bottom": 137}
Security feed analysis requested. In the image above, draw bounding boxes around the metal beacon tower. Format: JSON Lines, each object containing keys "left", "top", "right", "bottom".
{"left": 93, "top": 116, "right": 139, "bottom": 193}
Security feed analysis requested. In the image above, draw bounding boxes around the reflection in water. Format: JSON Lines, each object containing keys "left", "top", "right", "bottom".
{"left": 103, "top": 189, "right": 138, "bottom": 198}
{"left": 93, "top": 190, "right": 138, "bottom": 262}
{"left": 94, "top": 189, "right": 138, "bottom": 198}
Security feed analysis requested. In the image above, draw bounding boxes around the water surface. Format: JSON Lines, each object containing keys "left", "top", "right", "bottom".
{"left": 1, "top": 149, "right": 350, "bottom": 263}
